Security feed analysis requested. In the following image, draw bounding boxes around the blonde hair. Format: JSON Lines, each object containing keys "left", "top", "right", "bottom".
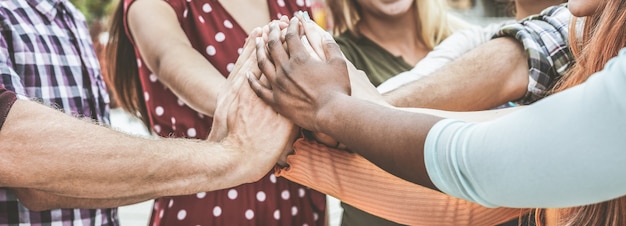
{"left": 327, "top": 0, "right": 469, "bottom": 49}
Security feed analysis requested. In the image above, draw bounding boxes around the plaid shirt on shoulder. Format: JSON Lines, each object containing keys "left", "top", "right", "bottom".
{"left": 0, "top": 0, "right": 116, "bottom": 225}
{"left": 495, "top": 4, "right": 575, "bottom": 104}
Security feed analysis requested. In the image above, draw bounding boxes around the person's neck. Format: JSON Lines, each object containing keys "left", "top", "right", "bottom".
{"left": 357, "top": 12, "right": 428, "bottom": 65}
{"left": 515, "top": 0, "right": 565, "bottom": 20}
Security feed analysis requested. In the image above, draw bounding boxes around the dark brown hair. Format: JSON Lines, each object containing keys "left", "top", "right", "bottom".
{"left": 105, "top": 2, "right": 150, "bottom": 129}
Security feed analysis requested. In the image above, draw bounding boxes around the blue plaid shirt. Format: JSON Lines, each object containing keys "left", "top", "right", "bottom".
{"left": 0, "top": 0, "right": 115, "bottom": 225}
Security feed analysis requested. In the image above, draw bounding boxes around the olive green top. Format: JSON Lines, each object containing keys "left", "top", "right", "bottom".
{"left": 335, "top": 31, "right": 413, "bottom": 87}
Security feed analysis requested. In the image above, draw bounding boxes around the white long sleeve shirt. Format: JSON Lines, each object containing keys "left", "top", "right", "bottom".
{"left": 425, "top": 48, "right": 626, "bottom": 208}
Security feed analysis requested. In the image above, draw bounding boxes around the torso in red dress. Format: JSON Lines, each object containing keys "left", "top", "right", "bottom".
{"left": 123, "top": 0, "right": 326, "bottom": 225}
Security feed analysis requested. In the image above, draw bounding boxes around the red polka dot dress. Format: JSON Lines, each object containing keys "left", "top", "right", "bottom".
{"left": 122, "top": 0, "right": 327, "bottom": 225}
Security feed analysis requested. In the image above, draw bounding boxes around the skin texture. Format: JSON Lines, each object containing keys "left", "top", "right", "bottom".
{"left": 568, "top": 0, "right": 604, "bottom": 17}
{"left": 381, "top": 0, "right": 566, "bottom": 111}
{"left": 514, "top": 0, "right": 567, "bottom": 19}
{"left": 354, "top": 0, "right": 428, "bottom": 65}
{"left": 1, "top": 30, "right": 295, "bottom": 210}
{"left": 126, "top": 0, "right": 272, "bottom": 117}
{"left": 382, "top": 37, "right": 529, "bottom": 111}
{"left": 250, "top": 18, "right": 442, "bottom": 189}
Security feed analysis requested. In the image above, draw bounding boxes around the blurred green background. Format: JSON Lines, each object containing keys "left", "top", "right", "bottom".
{"left": 70, "top": 0, "right": 116, "bottom": 25}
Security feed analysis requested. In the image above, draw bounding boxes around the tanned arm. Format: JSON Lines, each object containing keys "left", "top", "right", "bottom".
{"left": 383, "top": 37, "right": 529, "bottom": 111}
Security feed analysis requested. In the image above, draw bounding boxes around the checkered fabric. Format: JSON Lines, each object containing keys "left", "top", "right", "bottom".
{"left": 495, "top": 4, "right": 575, "bottom": 104}
{"left": 0, "top": 0, "right": 116, "bottom": 225}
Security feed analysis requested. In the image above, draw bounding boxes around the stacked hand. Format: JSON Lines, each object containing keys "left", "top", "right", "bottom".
{"left": 209, "top": 27, "right": 298, "bottom": 183}
{"left": 249, "top": 12, "right": 389, "bottom": 149}
{"left": 249, "top": 14, "right": 350, "bottom": 135}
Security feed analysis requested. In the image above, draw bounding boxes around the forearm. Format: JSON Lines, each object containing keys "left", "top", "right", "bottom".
{"left": 425, "top": 51, "right": 626, "bottom": 208}
{"left": 317, "top": 94, "right": 443, "bottom": 189}
{"left": 13, "top": 188, "right": 150, "bottom": 211}
{"left": 155, "top": 47, "right": 225, "bottom": 116}
{"left": 383, "top": 37, "right": 529, "bottom": 111}
{"left": 128, "top": 0, "right": 224, "bottom": 117}
{"left": 0, "top": 100, "right": 242, "bottom": 199}
{"left": 278, "top": 138, "right": 525, "bottom": 225}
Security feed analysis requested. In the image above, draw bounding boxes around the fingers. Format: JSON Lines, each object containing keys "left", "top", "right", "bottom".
{"left": 267, "top": 22, "right": 289, "bottom": 70}
{"left": 256, "top": 36, "right": 277, "bottom": 86}
{"left": 284, "top": 17, "right": 307, "bottom": 60}
{"left": 247, "top": 71, "right": 275, "bottom": 105}
{"left": 296, "top": 11, "right": 327, "bottom": 60}
{"left": 322, "top": 32, "right": 344, "bottom": 63}
{"left": 301, "top": 35, "right": 322, "bottom": 61}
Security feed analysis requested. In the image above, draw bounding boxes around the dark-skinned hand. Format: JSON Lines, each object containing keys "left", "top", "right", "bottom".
{"left": 248, "top": 17, "right": 351, "bottom": 133}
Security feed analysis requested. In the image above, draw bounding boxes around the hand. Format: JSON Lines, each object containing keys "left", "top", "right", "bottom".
{"left": 209, "top": 28, "right": 298, "bottom": 183}
{"left": 248, "top": 17, "right": 351, "bottom": 132}
{"left": 208, "top": 28, "right": 262, "bottom": 142}
{"left": 347, "top": 62, "right": 392, "bottom": 107}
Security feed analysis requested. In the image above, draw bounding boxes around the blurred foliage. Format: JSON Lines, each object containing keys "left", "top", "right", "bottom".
{"left": 69, "top": 0, "right": 118, "bottom": 25}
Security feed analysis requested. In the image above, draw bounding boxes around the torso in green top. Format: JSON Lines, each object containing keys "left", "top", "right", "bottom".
{"left": 335, "top": 31, "right": 414, "bottom": 87}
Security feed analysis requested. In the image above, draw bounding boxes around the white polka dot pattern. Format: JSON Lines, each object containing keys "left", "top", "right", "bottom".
{"left": 206, "top": 45, "right": 216, "bottom": 56}
{"left": 270, "top": 174, "right": 277, "bottom": 183}
{"left": 227, "top": 189, "right": 238, "bottom": 200}
{"left": 213, "top": 206, "right": 222, "bottom": 217}
{"left": 177, "top": 209, "right": 187, "bottom": 220}
{"left": 273, "top": 209, "right": 281, "bottom": 220}
{"left": 129, "top": 0, "right": 326, "bottom": 224}
{"left": 215, "top": 32, "right": 225, "bottom": 42}
{"left": 298, "top": 188, "right": 306, "bottom": 198}
{"left": 245, "top": 209, "right": 254, "bottom": 220}
{"left": 224, "top": 20, "right": 233, "bottom": 29}
{"left": 202, "top": 3, "right": 212, "bottom": 13}
{"left": 187, "top": 128, "right": 196, "bottom": 137}
{"left": 155, "top": 106, "right": 164, "bottom": 116}
{"left": 291, "top": 206, "right": 298, "bottom": 216}
{"left": 281, "top": 190, "right": 290, "bottom": 200}
{"left": 256, "top": 191, "right": 266, "bottom": 202}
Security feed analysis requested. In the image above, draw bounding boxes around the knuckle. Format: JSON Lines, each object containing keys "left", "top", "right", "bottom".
{"left": 284, "top": 32, "right": 299, "bottom": 42}
{"left": 267, "top": 39, "right": 282, "bottom": 49}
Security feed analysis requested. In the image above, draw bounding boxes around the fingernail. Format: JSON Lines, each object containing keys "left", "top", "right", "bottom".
{"left": 256, "top": 37, "right": 263, "bottom": 45}
{"left": 303, "top": 11, "right": 312, "bottom": 22}
{"left": 323, "top": 31, "right": 333, "bottom": 41}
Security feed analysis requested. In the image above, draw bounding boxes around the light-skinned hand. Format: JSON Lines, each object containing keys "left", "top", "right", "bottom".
{"left": 249, "top": 17, "right": 351, "bottom": 134}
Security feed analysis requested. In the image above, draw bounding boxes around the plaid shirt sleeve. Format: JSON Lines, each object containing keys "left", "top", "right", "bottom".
{"left": 0, "top": 32, "right": 27, "bottom": 98}
{"left": 494, "top": 4, "right": 575, "bottom": 104}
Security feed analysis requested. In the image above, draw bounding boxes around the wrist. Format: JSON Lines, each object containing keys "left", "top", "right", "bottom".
{"left": 314, "top": 92, "right": 347, "bottom": 136}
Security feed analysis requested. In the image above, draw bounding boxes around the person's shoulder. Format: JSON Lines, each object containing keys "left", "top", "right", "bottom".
{"left": 333, "top": 31, "right": 361, "bottom": 57}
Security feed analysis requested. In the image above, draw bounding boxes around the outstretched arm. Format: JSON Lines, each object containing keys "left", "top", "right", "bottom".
{"left": 382, "top": 37, "right": 529, "bottom": 111}
{"left": 0, "top": 31, "right": 295, "bottom": 210}
{"left": 126, "top": 0, "right": 225, "bottom": 116}
{"left": 253, "top": 17, "right": 626, "bottom": 209}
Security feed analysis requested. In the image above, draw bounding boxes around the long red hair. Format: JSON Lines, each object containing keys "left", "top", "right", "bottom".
{"left": 539, "top": 1, "right": 626, "bottom": 225}
{"left": 105, "top": 2, "right": 150, "bottom": 128}
{"left": 553, "top": 0, "right": 626, "bottom": 91}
